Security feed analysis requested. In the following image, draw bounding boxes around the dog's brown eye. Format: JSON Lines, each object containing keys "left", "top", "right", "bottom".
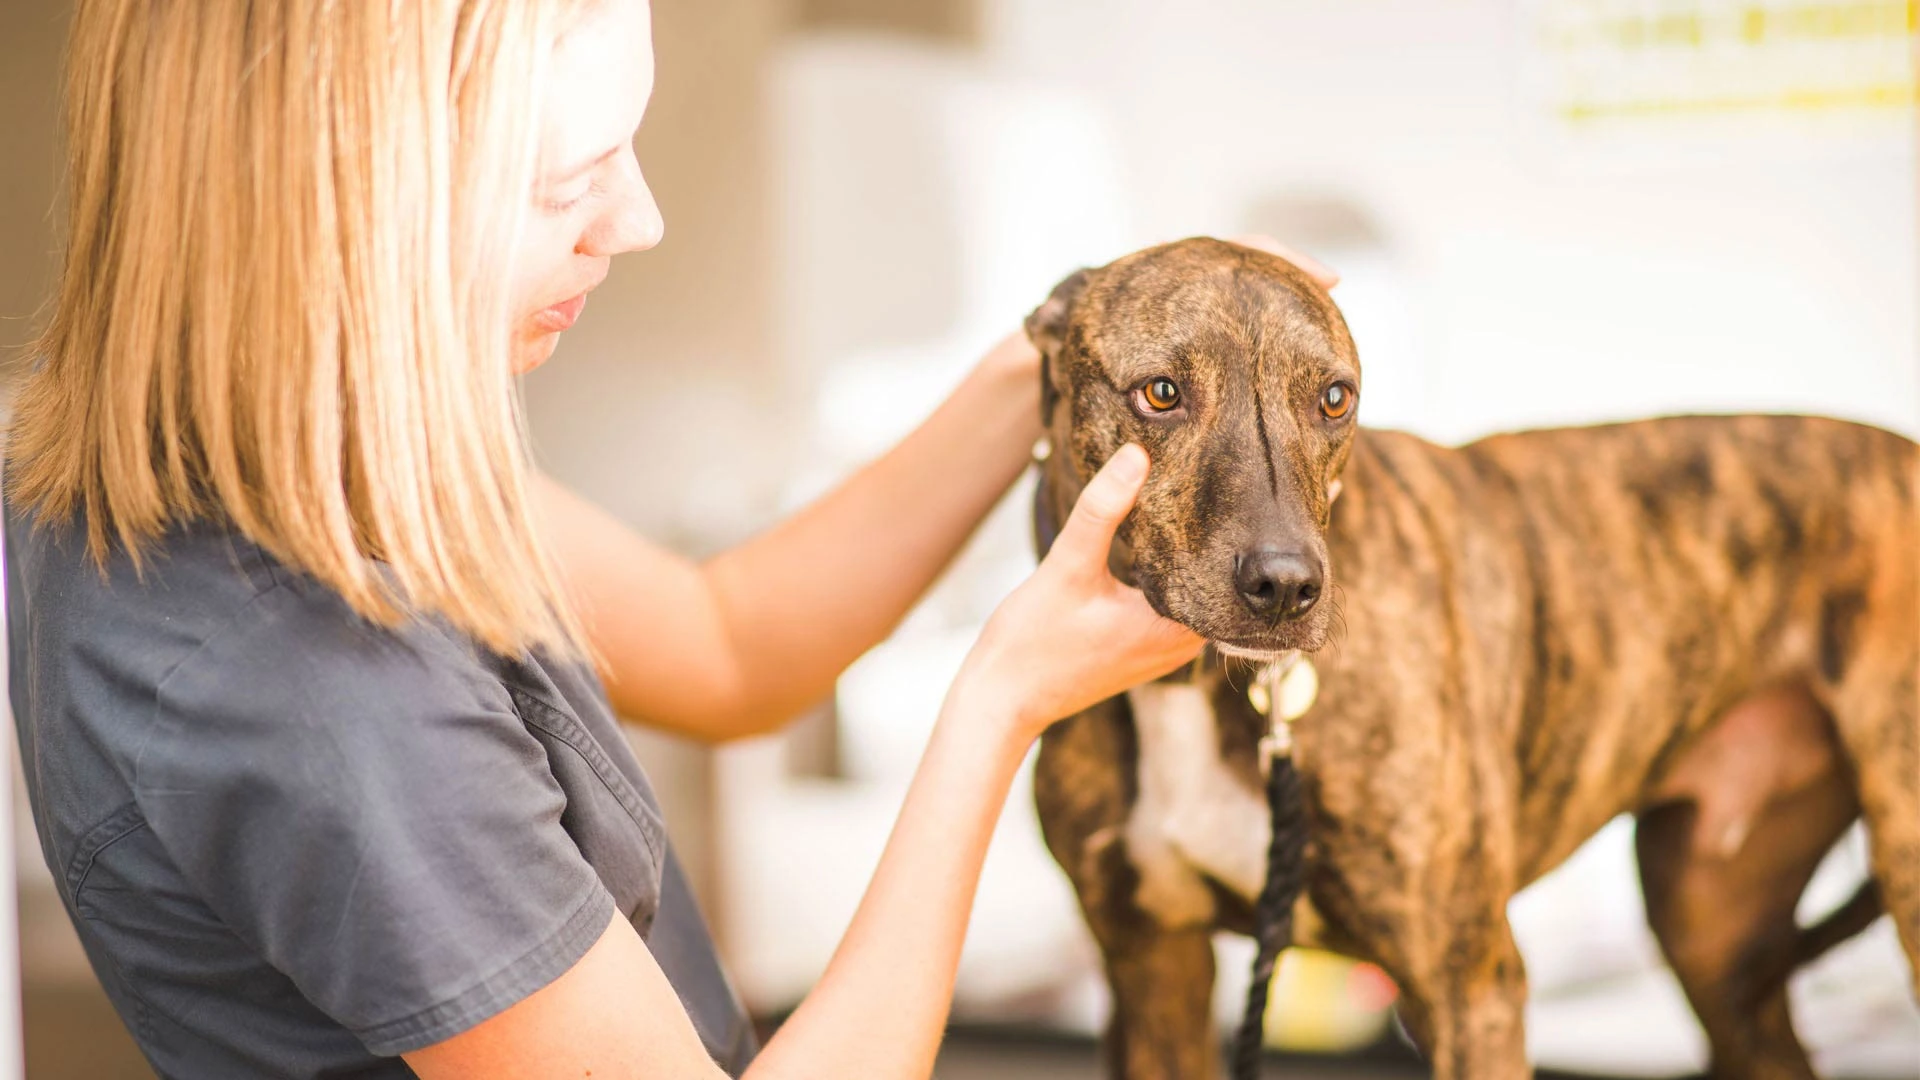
{"left": 1321, "top": 382, "right": 1354, "bottom": 420}
{"left": 1139, "top": 377, "right": 1181, "bottom": 412}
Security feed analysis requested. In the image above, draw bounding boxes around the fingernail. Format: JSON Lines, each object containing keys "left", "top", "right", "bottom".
{"left": 1299, "top": 255, "right": 1340, "bottom": 288}
{"left": 1109, "top": 443, "right": 1147, "bottom": 484}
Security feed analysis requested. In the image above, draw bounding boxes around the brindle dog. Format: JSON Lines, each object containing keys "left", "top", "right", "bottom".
{"left": 1028, "top": 237, "right": 1920, "bottom": 1080}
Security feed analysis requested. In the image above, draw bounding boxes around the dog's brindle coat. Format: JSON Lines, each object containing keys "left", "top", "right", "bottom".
{"left": 1029, "top": 238, "right": 1920, "bottom": 1080}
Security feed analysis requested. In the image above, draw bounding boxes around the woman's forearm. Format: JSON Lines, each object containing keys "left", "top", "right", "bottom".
{"left": 696, "top": 338, "right": 1041, "bottom": 733}
{"left": 535, "top": 338, "right": 1040, "bottom": 742}
{"left": 746, "top": 677, "right": 1029, "bottom": 1080}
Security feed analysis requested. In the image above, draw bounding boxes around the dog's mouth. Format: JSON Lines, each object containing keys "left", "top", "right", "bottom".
{"left": 1211, "top": 641, "right": 1296, "bottom": 664}
{"left": 1210, "top": 624, "right": 1329, "bottom": 659}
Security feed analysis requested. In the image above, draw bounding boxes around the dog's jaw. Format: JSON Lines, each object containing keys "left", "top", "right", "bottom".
{"left": 1212, "top": 642, "right": 1296, "bottom": 664}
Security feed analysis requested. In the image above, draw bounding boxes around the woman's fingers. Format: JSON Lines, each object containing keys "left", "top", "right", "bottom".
{"left": 979, "top": 329, "right": 1041, "bottom": 379}
{"left": 1127, "top": 600, "right": 1207, "bottom": 669}
{"left": 1224, "top": 233, "right": 1339, "bottom": 289}
{"left": 965, "top": 443, "right": 1210, "bottom": 733}
{"left": 1047, "top": 444, "right": 1148, "bottom": 576}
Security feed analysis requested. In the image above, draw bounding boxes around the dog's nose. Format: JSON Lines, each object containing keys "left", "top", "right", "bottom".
{"left": 1235, "top": 548, "right": 1322, "bottom": 620}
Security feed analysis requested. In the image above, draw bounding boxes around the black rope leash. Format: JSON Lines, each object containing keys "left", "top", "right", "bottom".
{"left": 1228, "top": 660, "right": 1315, "bottom": 1080}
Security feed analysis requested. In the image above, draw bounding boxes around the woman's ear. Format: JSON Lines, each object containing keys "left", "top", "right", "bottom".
{"left": 1025, "top": 268, "right": 1090, "bottom": 427}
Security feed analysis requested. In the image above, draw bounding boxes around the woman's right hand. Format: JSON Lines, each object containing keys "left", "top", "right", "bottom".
{"left": 955, "top": 444, "right": 1205, "bottom": 741}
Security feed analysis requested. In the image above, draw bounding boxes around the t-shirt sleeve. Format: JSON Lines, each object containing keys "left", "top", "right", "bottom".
{"left": 133, "top": 581, "right": 616, "bottom": 1057}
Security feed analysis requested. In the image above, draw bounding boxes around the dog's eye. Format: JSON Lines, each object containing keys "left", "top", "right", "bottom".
{"left": 1320, "top": 382, "right": 1355, "bottom": 420}
{"left": 1137, "top": 377, "right": 1182, "bottom": 413}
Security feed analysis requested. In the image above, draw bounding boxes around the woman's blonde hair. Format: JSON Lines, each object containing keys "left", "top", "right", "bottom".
{"left": 10, "top": 0, "right": 596, "bottom": 656}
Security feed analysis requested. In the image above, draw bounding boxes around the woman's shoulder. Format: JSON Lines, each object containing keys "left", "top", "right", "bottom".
{"left": 8, "top": 513, "right": 625, "bottom": 1068}
{"left": 6, "top": 505, "right": 512, "bottom": 740}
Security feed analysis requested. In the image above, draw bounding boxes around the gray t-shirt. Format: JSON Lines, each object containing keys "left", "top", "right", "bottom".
{"left": 6, "top": 504, "right": 758, "bottom": 1078}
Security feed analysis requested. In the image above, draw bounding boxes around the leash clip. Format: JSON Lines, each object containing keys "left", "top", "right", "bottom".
{"left": 1249, "top": 652, "right": 1317, "bottom": 777}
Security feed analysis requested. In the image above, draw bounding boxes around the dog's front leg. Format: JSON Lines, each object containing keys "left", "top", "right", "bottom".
{"left": 1099, "top": 919, "right": 1217, "bottom": 1080}
{"left": 1037, "top": 697, "right": 1221, "bottom": 1080}
{"left": 1394, "top": 923, "right": 1531, "bottom": 1080}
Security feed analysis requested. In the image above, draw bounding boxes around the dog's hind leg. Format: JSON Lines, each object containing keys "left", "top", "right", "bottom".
{"left": 1635, "top": 685, "right": 1861, "bottom": 1080}
{"left": 1855, "top": 760, "right": 1920, "bottom": 1005}
{"left": 1638, "top": 787, "right": 1856, "bottom": 1079}
{"left": 1821, "top": 469, "right": 1920, "bottom": 995}
{"left": 1830, "top": 666, "right": 1920, "bottom": 1002}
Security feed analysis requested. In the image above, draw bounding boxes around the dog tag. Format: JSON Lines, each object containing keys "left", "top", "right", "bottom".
{"left": 1248, "top": 680, "right": 1273, "bottom": 717}
{"left": 1276, "top": 658, "right": 1319, "bottom": 721}
{"left": 1247, "top": 655, "right": 1318, "bottom": 721}
{"left": 1252, "top": 657, "right": 1318, "bottom": 773}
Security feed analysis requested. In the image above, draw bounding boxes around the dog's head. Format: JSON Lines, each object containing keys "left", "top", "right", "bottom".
{"left": 1029, "top": 236, "right": 1359, "bottom": 658}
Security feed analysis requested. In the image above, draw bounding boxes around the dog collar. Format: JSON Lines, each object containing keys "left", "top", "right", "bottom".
{"left": 1248, "top": 653, "right": 1318, "bottom": 772}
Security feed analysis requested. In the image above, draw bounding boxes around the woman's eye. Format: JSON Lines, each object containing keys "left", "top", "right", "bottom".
{"left": 1136, "top": 377, "right": 1182, "bottom": 413}
{"left": 1320, "top": 382, "right": 1355, "bottom": 420}
{"left": 543, "top": 183, "right": 594, "bottom": 214}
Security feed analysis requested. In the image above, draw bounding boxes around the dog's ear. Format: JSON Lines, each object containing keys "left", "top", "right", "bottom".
{"left": 1026, "top": 268, "right": 1090, "bottom": 353}
{"left": 1025, "top": 269, "right": 1091, "bottom": 427}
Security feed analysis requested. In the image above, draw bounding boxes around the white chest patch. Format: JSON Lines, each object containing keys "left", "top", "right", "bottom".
{"left": 1121, "top": 681, "right": 1272, "bottom": 928}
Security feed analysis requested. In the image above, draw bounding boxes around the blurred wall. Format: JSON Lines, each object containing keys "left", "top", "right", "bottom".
{"left": 798, "top": 0, "right": 980, "bottom": 43}
{"left": 3, "top": 1, "right": 76, "bottom": 1076}
{"left": 0, "top": 2, "right": 64, "bottom": 358}
{"left": 981, "top": 0, "right": 1920, "bottom": 441}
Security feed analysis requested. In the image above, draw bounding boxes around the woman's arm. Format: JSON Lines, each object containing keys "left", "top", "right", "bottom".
{"left": 539, "top": 333, "right": 1041, "bottom": 743}
{"left": 409, "top": 446, "right": 1204, "bottom": 1080}
{"left": 403, "top": 675, "right": 1045, "bottom": 1080}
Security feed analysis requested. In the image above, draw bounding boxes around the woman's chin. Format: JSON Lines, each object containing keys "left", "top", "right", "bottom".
{"left": 511, "top": 332, "right": 561, "bottom": 374}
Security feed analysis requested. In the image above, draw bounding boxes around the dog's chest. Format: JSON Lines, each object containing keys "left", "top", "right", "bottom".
{"left": 1121, "top": 682, "right": 1270, "bottom": 927}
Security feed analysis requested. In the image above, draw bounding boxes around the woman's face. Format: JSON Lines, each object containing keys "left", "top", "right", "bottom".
{"left": 510, "top": 0, "right": 663, "bottom": 373}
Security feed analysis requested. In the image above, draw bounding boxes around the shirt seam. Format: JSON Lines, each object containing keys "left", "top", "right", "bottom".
{"left": 508, "top": 688, "right": 666, "bottom": 867}
{"left": 64, "top": 804, "right": 151, "bottom": 906}
{"left": 129, "top": 581, "right": 290, "bottom": 795}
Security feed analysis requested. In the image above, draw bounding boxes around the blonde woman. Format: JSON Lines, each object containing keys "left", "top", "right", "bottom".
{"left": 7, "top": 2, "right": 1333, "bottom": 1077}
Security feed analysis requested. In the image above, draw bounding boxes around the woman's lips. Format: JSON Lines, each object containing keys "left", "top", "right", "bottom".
{"left": 530, "top": 292, "right": 589, "bottom": 334}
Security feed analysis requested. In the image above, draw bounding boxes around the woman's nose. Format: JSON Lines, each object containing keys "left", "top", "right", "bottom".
{"left": 581, "top": 155, "right": 663, "bottom": 257}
